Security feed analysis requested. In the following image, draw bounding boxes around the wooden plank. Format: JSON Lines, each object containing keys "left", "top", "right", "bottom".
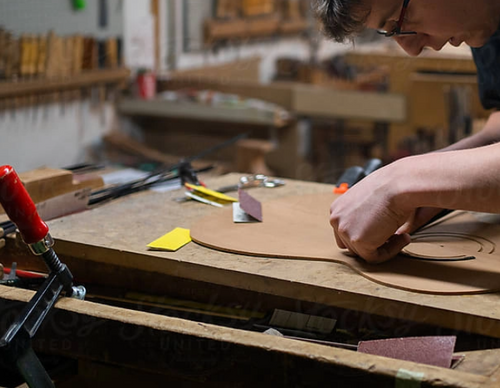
{"left": 169, "top": 57, "right": 262, "bottom": 84}
{"left": 117, "top": 97, "right": 291, "bottom": 127}
{"left": 0, "top": 286, "right": 491, "bottom": 387}
{"left": 0, "top": 68, "right": 130, "bottom": 99}
{"left": 0, "top": 167, "right": 103, "bottom": 216}
{"left": 163, "top": 78, "right": 295, "bottom": 108}
{"left": 279, "top": 18, "right": 308, "bottom": 34}
{"left": 241, "top": 0, "right": 275, "bottom": 17}
{"left": 246, "top": 15, "right": 280, "bottom": 37}
{"left": 216, "top": 0, "right": 240, "bottom": 19}
{"left": 204, "top": 16, "right": 281, "bottom": 44}
{"left": 293, "top": 84, "right": 406, "bottom": 123}
{"left": 161, "top": 77, "right": 407, "bottom": 124}
{"left": 456, "top": 349, "right": 500, "bottom": 377}
{"left": 204, "top": 18, "right": 248, "bottom": 44}
{"left": 150, "top": 0, "right": 160, "bottom": 72}
{"left": 22, "top": 174, "right": 500, "bottom": 339}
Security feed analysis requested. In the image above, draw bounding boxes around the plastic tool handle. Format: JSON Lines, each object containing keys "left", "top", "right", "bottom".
{"left": 0, "top": 165, "right": 49, "bottom": 244}
{"left": 363, "top": 158, "right": 383, "bottom": 176}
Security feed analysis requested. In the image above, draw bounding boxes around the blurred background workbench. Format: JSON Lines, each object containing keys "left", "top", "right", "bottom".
{"left": 345, "top": 42, "right": 491, "bottom": 155}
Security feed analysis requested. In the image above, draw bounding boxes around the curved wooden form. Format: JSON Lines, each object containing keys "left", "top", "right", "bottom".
{"left": 191, "top": 193, "right": 500, "bottom": 295}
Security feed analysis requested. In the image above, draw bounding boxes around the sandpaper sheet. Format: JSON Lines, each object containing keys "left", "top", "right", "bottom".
{"left": 238, "top": 189, "right": 263, "bottom": 222}
{"left": 358, "top": 336, "right": 456, "bottom": 368}
{"left": 191, "top": 193, "right": 500, "bottom": 295}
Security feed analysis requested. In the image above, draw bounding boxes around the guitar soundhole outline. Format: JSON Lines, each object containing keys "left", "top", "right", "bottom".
{"left": 403, "top": 232, "right": 495, "bottom": 262}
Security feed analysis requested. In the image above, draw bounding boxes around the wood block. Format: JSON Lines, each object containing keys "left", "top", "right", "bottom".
{"left": 29, "top": 35, "right": 38, "bottom": 76}
{"left": 0, "top": 29, "right": 5, "bottom": 76}
{"left": 63, "top": 36, "right": 74, "bottom": 77}
{"left": 286, "top": 0, "right": 302, "bottom": 19}
{"left": 4, "top": 33, "right": 20, "bottom": 79}
{"left": 216, "top": 0, "right": 241, "bottom": 19}
{"left": 46, "top": 31, "right": 64, "bottom": 78}
{"left": 241, "top": 0, "right": 275, "bottom": 17}
{"left": 21, "top": 168, "right": 73, "bottom": 198}
{"left": 246, "top": 15, "right": 280, "bottom": 37}
{"left": 72, "top": 35, "right": 84, "bottom": 75}
{"left": 37, "top": 34, "right": 47, "bottom": 76}
{"left": 20, "top": 34, "right": 30, "bottom": 77}
{"left": 169, "top": 57, "right": 261, "bottom": 84}
{"left": 204, "top": 19, "right": 247, "bottom": 44}
{"left": 279, "top": 18, "right": 308, "bottom": 35}
{"left": 105, "top": 38, "right": 118, "bottom": 69}
{"left": 82, "top": 37, "right": 98, "bottom": 70}
{"left": 0, "top": 167, "right": 103, "bottom": 215}
{"left": 236, "top": 138, "right": 275, "bottom": 175}
{"left": 455, "top": 349, "right": 500, "bottom": 375}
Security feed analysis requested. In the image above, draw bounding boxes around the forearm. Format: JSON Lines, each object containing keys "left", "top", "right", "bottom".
{"left": 392, "top": 142, "right": 500, "bottom": 213}
{"left": 439, "top": 111, "right": 500, "bottom": 152}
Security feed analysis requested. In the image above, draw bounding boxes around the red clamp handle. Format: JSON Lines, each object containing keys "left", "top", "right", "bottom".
{"left": 0, "top": 165, "right": 49, "bottom": 244}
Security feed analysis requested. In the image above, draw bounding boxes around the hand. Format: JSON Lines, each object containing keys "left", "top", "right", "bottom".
{"left": 330, "top": 169, "right": 412, "bottom": 263}
{"left": 397, "top": 207, "right": 445, "bottom": 235}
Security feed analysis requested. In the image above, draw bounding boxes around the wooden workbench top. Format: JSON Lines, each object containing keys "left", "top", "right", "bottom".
{"left": 44, "top": 173, "right": 500, "bottom": 338}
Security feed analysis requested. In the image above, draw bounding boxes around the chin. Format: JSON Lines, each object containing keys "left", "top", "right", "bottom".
{"left": 466, "top": 38, "right": 489, "bottom": 48}
{"left": 467, "top": 29, "right": 497, "bottom": 48}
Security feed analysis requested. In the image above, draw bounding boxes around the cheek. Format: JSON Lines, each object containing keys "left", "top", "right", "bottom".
{"left": 416, "top": 16, "right": 456, "bottom": 35}
{"left": 422, "top": 5, "right": 484, "bottom": 36}
{"left": 409, "top": 1, "right": 462, "bottom": 36}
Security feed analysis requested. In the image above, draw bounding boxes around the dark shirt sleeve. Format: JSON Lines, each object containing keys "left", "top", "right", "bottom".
{"left": 472, "top": 28, "right": 500, "bottom": 110}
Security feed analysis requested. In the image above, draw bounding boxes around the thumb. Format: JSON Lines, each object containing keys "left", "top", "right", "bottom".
{"left": 396, "top": 221, "right": 413, "bottom": 235}
{"left": 397, "top": 208, "right": 444, "bottom": 235}
{"left": 396, "top": 211, "right": 418, "bottom": 235}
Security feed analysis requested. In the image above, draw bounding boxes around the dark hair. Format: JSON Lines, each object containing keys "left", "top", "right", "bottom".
{"left": 312, "top": 0, "right": 371, "bottom": 43}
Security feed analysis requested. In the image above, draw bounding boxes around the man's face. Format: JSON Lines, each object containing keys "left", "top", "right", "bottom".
{"left": 364, "top": 0, "right": 500, "bottom": 56}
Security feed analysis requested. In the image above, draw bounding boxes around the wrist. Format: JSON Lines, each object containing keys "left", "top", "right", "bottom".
{"left": 388, "top": 155, "right": 439, "bottom": 212}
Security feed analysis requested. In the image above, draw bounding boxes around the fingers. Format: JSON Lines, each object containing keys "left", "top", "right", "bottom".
{"left": 329, "top": 188, "right": 413, "bottom": 264}
{"left": 332, "top": 229, "right": 411, "bottom": 264}
{"left": 333, "top": 229, "right": 347, "bottom": 249}
{"left": 371, "top": 233, "right": 411, "bottom": 263}
{"left": 331, "top": 221, "right": 360, "bottom": 256}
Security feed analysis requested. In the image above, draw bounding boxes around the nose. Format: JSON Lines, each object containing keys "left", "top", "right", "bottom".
{"left": 394, "top": 34, "right": 428, "bottom": 56}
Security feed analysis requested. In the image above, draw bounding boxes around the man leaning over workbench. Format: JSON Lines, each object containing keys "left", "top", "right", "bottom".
{"left": 313, "top": 0, "right": 500, "bottom": 263}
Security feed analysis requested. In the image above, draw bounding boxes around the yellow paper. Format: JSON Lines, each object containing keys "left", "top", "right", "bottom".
{"left": 147, "top": 227, "right": 191, "bottom": 251}
{"left": 185, "top": 183, "right": 238, "bottom": 203}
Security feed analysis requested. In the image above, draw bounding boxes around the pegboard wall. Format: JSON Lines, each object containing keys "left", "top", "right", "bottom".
{"left": 0, "top": 0, "right": 124, "bottom": 38}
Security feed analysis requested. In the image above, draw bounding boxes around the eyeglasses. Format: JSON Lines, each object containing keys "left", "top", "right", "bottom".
{"left": 377, "top": 0, "right": 417, "bottom": 37}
